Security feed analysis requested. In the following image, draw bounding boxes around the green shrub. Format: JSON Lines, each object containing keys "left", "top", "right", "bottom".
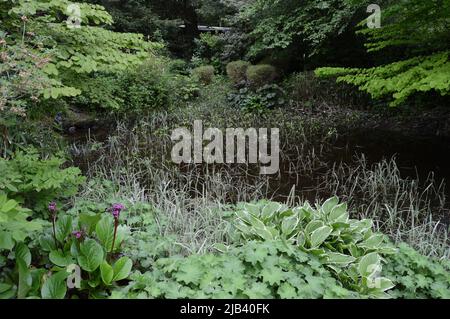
{"left": 228, "top": 84, "right": 286, "bottom": 114}
{"left": 226, "top": 60, "right": 251, "bottom": 85}
{"left": 169, "top": 59, "right": 190, "bottom": 76}
{"left": 246, "top": 64, "right": 277, "bottom": 88}
{"left": 0, "top": 201, "right": 133, "bottom": 299}
{"left": 192, "top": 65, "right": 215, "bottom": 85}
{"left": 117, "top": 59, "right": 171, "bottom": 114}
{"left": 226, "top": 198, "right": 397, "bottom": 297}
{"left": 383, "top": 243, "right": 450, "bottom": 299}
{"left": 167, "top": 75, "right": 201, "bottom": 106}
{"left": 112, "top": 240, "right": 361, "bottom": 299}
{"left": 0, "top": 193, "right": 46, "bottom": 252}
{"left": 0, "top": 148, "right": 85, "bottom": 215}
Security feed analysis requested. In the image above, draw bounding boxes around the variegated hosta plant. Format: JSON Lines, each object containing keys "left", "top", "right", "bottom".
{"left": 226, "top": 197, "right": 397, "bottom": 298}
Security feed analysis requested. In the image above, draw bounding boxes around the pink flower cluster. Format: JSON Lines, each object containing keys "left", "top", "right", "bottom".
{"left": 111, "top": 203, "right": 125, "bottom": 219}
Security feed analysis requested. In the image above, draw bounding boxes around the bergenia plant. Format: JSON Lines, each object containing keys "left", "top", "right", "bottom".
{"left": 110, "top": 203, "right": 125, "bottom": 254}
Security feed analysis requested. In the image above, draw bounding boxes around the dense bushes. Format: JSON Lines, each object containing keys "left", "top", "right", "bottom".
{"left": 246, "top": 65, "right": 278, "bottom": 89}
{"left": 117, "top": 60, "right": 171, "bottom": 114}
{"left": 383, "top": 243, "right": 450, "bottom": 299}
{"left": 192, "top": 66, "right": 215, "bottom": 85}
{"left": 226, "top": 61, "right": 251, "bottom": 85}
{"left": 0, "top": 149, "right": 85, "bottom": 215}
{"left": 115, "top": 240, "right": 361, "bottom": 299}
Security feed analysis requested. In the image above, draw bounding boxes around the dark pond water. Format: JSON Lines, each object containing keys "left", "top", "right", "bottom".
{"left": 335, "top": 128, "right": 450, "bottom": 184}
{"left": 67, "top": 125, "right": 450, "bottom": 202}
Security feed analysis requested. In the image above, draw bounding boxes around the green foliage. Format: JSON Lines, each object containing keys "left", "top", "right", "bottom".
{"left": 228, "top": 84, "right": 286, "bottom": 114}
{"left": 226, "top": 60, "right": 251, "bottom": 85}
{"left": 383, "top": 243, "right": 450, "bottom": 299}
{"left": 316, "top": 52, "right": 450, "bottom": 106}
{"left": 246, "top": 64, "right": 277, "bottom": 88}
{"left": 38, "top": 202, "right": 131, "bottom": 299}
{"left": 0, "top": 0, "right": 162, "bottom": 105}
{"left": 169, "top": 59, "right": 190, "bottom": 76}
{"left": 112, "top": 240, "right": 361, "bottom": 299}
{"left": 0, "top": 193, "right": 45, "bottom": 251}
{"left": 0, "top": 148, "right": 85, "bottom": 215}
{"left": 115, "top": 59, "right": 171, "bottom": 114}
{"left": 316, "top": 0, "right": 450, "bottom": 106}
{"left": 0, "top": 35, "right": 52, "bottom": 118}
{"left": 240, "top": 0, "right": 356, "bottom": 59}
{"left": 192, "top": 33, "right": 225, "bottom": 70}
{"left": 227, "top": 198, "right": 396, "bottom": 297}
{"left": 192, "top": 65, "right": 215, "bottom": 85}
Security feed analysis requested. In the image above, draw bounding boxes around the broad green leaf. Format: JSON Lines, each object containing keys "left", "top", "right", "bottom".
{"left": 100, "top": 261, "right": 114, "bottom": 285}
{"left": 1, "top": 199, "right": 18, "bottom": 213}
{"left": 329, "top": 203, "right": 348, "bottom": 223}
{"left": 56, "top": 215, "right": 73, "bottom": 243}
{"left": 0, "top": 232, "right": 14, "bottom": 250}
{"left": 95, "top": 215, "right": 114, "bottom": 250}
{"left": 79, "top": 213, "right": 101, "bottom": 234}
{"left": 77, "top": 239, "right": 104, "bottom": 272}
{"left": 17, "top": 258, "right": 32, "bottom": 299}
{"left": 310, "top": 226, "right": 333, "bottom": 248}
{"left": 39, "top": 235, "right": 56, "bottom": 252}
{"left": 41, "top": 271, "right": 68, "bottom": 299}
{"left": 112, "top": 257, "right": 133, "bottom": 281}
{"left": 325, "top": 252, "right": 356, "bottom": 266}
{"left": 322, "top": 196, "right": 339, "bottom": 215}
{"left": 49, "top": 250, "right": 74, "bottom": 267}
{"left": 358, "top": 252, "right": 380, "bottom": 277}
{"left": 281, "top": 215, "right": 299, "bottom": 237}
{"left": 15, "top": 243, "right": 31, "bottom": 267}
{"left": 0, "top": 283, "right": 12, "bottom": 294}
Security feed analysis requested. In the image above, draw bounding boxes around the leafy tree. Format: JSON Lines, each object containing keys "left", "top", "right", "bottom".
{"left": 316, "top": 0, "right": 450, "bottom": 106}
{"left": 237, "top": 0, "right": 365, "bottom": 68}
{"left": 0, "top": 0, "right": 159, "bottom": 102}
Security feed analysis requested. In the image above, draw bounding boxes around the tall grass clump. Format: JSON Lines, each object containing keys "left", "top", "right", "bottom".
{"left": 321, "top": 155, "right": 449, "bottom": 258}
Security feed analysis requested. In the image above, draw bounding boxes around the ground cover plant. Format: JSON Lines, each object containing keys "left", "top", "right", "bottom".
{"left": 1, "top": 0, "right": 450, "bottom": 301}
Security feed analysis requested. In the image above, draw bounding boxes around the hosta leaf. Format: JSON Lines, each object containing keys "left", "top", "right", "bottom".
{"left": 305, "top": 220, "right": 324, "bottom": 235}
{"left": 329, "top": 203, "right": 348, "bottom": 223}
{"left": 310, "top": 226, "right": 332, "bottom": 248}
{"left": 325, "top": 252, "right": 356, "bottom": 266}
{"left": 358, "top": 252, "right": 380, "bottom": 277}
{"left": 261, "top": 202, "right": 282, "bottom": 220}
{"left": 321, "top": 196, "right": 339, "bottom": 215}
{"left": 362, "top": 234, "right": 385, "bottom": 249}
{"left": 243, "top": 203, "right": 261, "bottom": 216}
{"left": 281, "top": 215, "right": 299, "bottom": 237}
